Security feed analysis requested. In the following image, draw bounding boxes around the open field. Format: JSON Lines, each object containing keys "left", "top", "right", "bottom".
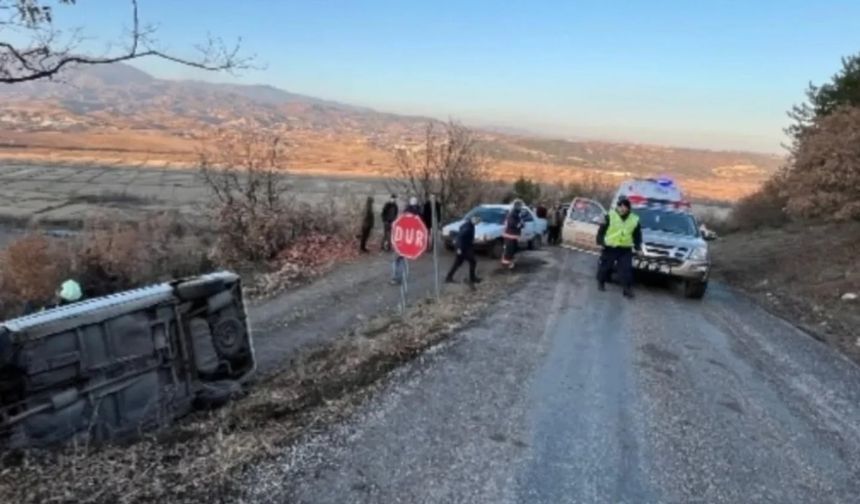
{"left": 0, "top": 163, "right": 732, "bottom": 229}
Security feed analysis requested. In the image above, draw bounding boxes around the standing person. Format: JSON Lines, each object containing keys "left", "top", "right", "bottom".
{"left": 421, "top": 197, "right": 441, "bottom": 251}
{"left": 391, "top": 197, "right": 422, "bottom": 284}
{"left": 381, "top": 194, "right": 399, "bottom": 252}
{"left": 501, "top": 199, "right": 525, "bottom": 268}
{"left": 359, "top": 196, "right": 375, "bottom": 253}
{"left": 596, "top": 198, "right": 642, "bottom": 298}
{"left": 547, "top": 204, "right": 560, "bottom": 245}
{"left": 444, "top": 213, "right": 482, "bottom": 288}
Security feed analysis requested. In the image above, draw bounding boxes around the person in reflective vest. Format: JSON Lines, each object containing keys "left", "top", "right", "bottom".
{"left": 596, "top": 198, "right": 642, "bottom": 298}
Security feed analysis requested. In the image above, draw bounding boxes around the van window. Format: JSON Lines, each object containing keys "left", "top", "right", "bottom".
{"left": 569, "top": 199, "right": 604, "bottom": 223}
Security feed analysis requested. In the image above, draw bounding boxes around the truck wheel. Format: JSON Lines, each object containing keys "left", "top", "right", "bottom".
{"left": 490, "top": 240, "right": 504, "bottom": 259}
{"left": 684, "top": 280, "right": 708, "bottom": 299}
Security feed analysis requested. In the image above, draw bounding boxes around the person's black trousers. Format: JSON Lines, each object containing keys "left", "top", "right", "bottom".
{"left": 503, "top": 238, "right": 518, "bottom": 262}
{"left": 381, "top": 222, "right": 393, "bottom": 251}
{"left": 597, "top": 246, "right": 634, "bottom": 289}
{"left": 446, "top": 249, "right": 478, "bottom": 282}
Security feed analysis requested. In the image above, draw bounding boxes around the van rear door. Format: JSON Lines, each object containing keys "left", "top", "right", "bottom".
{"left": 562, "top": 197, "right": 606, "bottom": 252}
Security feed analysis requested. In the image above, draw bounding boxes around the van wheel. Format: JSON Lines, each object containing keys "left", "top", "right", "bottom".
{"left": 529, "top": 235, "right": 543, "bottom": 250}
{"left": 684, "top": 280, "right": 708, "bottom": 299}
{"left": 212, "top": 317, "right": 247, "bottom": 359}
{"left": 490, "top": 240, "right": 504, "bottom": 259}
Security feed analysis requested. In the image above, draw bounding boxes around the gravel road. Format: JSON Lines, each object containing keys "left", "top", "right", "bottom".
{"left": 248, "top": 246, "right": 480, "bottom": 375}
{"left": 241, "top": 248, "right": 860, "bottom": 503}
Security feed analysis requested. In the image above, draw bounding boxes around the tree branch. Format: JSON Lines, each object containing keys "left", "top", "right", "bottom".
{"left": 0, "top": 0, "right": 253, "bottom": 84}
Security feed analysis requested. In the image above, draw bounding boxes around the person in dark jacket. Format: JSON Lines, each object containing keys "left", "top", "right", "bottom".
{"left": 359, "top": 196, "right": 375, "bottom": 253}
{"left": 444, "top": 214, "right": 482, "bottom": 287}
{"left": 501, "top": 199, "right": 525, "bottom": 268}
{"left": 421, "top": 198, "right": 442, "bottom": 251}
{"left": 381, "top": 194, "right": 399, "bottom": 252}
{"left": 596, "top": 198, "right": 642, "bottom": 298}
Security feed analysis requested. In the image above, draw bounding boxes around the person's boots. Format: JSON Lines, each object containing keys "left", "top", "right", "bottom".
{"left": 598, "top": 281, "right": 606, "bottom": 291}
{"left": 444, "top": 276, "right": 455, "bottom": 284}
{"left": 623, "top": 288, "right": 634, "bottom": 299}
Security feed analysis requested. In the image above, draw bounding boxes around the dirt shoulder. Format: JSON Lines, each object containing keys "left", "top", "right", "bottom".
{"left": 711, "top": 221, "right": 860, "bottom": 362}
{"left": 0, "top": 248, "right": 546, "bottom": 504}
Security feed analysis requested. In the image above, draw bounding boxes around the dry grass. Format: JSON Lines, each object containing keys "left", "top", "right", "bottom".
{"left": 713, "top": 221, "right": 860, "bottom": 361}
{"left": 0, "top": 269, "right": 522, "bottom": 504}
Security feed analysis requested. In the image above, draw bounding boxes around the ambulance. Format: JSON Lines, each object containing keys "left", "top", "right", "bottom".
{"left": 562, "top": 177, "right": 713, "bottom": 299}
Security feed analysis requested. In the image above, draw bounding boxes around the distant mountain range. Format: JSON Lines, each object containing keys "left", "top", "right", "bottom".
{"left": 0, "top": 63, "right": 783, "bottom": 200}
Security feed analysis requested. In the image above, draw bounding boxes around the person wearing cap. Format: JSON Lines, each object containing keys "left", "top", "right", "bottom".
{"left": 596, "top": 198, "right": 642, "bottom": 298}
{"left": 380, "top": 194, "right": 399, "bottom": 252}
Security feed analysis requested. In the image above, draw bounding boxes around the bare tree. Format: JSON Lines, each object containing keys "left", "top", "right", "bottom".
{"left": 0, "top": 0, "right": 251, "bottom": 84}
{"left": 391, "top": 120, "right": 491, "bottom": 217}
{"left": 198, "top": 130, "right": 292, "bottom": 264}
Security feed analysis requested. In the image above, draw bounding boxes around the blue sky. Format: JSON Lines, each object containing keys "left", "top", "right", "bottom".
{"left": 54, "top": 1, "right": 860, "bottom": 153}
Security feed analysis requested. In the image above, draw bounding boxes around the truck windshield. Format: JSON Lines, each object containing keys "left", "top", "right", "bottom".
{"left": 636, "top": 208, "right": 698, "bottom": 236}
{"left": 464, "top": 207, "right": 508, "bottom": 224}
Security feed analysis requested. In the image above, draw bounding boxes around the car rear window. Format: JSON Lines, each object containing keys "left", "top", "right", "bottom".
{"left": 465, "top": 207, "right": 508, "bottom": 224}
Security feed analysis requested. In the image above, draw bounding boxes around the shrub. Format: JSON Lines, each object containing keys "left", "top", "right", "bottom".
{"left": 726, "top": 175, "right": 789, "bottom": 231}
{"left": 782, "top": 106, "right": 860, "bottom": 220}
{"left": 198, "top": 131, "right": 294, "bottom": 266}
{"left": 0, "top": 235, "right": 70, "bottom": 316}
{"left": 0, "top": 215, "right": 213, "bottom": 320}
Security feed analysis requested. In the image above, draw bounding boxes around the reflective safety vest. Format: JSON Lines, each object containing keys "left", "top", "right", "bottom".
{"left": 605, "top": 210, "right": 639, "bottom": 248}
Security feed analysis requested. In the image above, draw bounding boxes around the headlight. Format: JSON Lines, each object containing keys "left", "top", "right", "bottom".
{"left": 689, "top": 247, "right": 708, "bottom": 261}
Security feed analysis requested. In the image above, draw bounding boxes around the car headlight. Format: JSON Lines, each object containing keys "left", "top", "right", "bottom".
{"left": 689, "top": 247, "right": 708, "bottom": 261}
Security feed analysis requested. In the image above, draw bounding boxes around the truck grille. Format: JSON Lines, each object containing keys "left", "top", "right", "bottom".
{"left": 644, "top": 242, "right": 688, "bottom": 265}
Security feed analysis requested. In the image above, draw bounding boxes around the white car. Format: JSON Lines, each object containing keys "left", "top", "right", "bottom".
{"left": 442, "top": 204, "right": 547, "bottom": 258}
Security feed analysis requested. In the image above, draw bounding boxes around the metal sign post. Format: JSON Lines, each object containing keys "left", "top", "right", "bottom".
{"left": 390, "top": 213, "right": 428, "bottom": 314}
{"left": 399, "top": 257, "right": 409, "bottom": 314}
{"left": 430, "top": 195, "right": 440, "bottom": 302}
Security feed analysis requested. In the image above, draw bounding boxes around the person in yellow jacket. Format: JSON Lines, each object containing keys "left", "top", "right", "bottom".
{"left": 596, "top": 198, "right": 642, "bottom": 298}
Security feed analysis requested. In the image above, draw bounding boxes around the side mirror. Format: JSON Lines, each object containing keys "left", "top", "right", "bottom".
{"left": 591, "top": 216, "right": 603, "bottom": 224}
{"left": 702, "top": 230, "right": 717, "bottom": 241}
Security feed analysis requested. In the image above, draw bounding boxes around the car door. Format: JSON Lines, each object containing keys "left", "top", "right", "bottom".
{"left": 520, "top": 209, "right": 536, "bottom": 245}
{"left": 561, "top": 197, "right": 606, "bottom": 251}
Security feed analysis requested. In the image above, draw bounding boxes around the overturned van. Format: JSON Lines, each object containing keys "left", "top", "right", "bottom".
{"left": 0, "top": 271, "right": 255, "bottom": 449}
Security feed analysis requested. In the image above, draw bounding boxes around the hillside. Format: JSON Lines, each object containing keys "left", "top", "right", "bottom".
{"left": 0, "top": 63, "right": 783, "bottom": 200}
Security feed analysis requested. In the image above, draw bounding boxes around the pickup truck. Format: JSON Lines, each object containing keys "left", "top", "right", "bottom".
{"left": 441, "top": 204, "right": 547, "bottom": 258}
{"left": 562, "top": 190, "right": 713, "bottom": 299}
{"left": 0, "top": 271, "right": 255, "bottom": 449}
